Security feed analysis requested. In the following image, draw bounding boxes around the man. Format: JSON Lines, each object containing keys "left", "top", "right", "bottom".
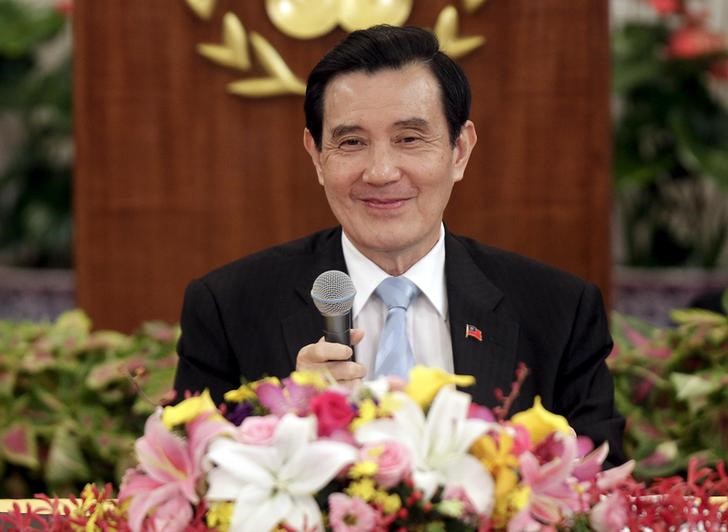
{"left": 174, "top": 25, "right": 625, "bottom": 465}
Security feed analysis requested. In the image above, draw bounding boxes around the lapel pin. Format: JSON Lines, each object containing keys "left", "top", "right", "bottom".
{"left": 465, "top": 323, "right": 484, "bottom": 342}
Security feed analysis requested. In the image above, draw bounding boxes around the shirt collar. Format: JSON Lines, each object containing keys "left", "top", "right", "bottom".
{"left": 341, "top": 224, "right": 447, "bottom": 319}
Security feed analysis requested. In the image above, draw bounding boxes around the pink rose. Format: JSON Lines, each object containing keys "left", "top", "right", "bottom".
{"left": 235, "top": 415, "right": 279, "bottom": 445}
{"left": 328, "top": 493, "right": 379, "bottom": 532}
{"left": 310, "top": 391, "right": 356, "bottom": 437}
{"left": 361, "top": 441, "right": 411, "bottom": 489}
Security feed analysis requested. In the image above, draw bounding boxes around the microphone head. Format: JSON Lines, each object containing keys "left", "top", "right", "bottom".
{"left": 311, "top": 270, "right": 356, "bottom": 317}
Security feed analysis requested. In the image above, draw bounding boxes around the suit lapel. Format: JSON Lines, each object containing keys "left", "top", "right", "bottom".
{"left": 445, "top": 233, "right": 520, "bottom": 407}
{"left": 281, "top": 228, "right": 348, "bottom": 366}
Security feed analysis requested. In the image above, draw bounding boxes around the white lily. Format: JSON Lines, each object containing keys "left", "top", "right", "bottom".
{"left": 205, "top": 413, "right": 357, "bottom": 532}
{"left": 356, "top": 385, "right": 496, "bottom": 516}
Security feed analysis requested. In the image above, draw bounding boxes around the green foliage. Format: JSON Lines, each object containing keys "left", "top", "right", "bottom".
{"left": 0, "top": 0, "right": 72, "bottom": 267}
{"left": 612, "top": 12, "right": 728, "bottom": 267}
{"left": 609, "top": 301, "right": 728, "bottom": 479}
{"left": 0, "top": 310, "right": 179, "bottom": 497}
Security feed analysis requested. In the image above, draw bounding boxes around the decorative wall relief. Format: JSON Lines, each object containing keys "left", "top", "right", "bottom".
{"left": 185, "top": 0, "right": 489, "bottom": 98}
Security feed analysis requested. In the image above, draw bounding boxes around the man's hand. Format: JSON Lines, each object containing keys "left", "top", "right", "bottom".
{"left": 296, "top": 329, "right": 366, "bottom": 386}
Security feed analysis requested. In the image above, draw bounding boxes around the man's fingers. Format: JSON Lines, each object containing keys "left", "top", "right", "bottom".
{"left": 350, "top": 328, "right": 365, "bottom": 346}
{"left": 297, "top": 338, "right": 352, "bottom": 365}
{"left": 326, "top": 360, "right": 366, "bottom": 381}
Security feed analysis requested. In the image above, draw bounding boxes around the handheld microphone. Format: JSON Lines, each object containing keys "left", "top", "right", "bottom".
{"left": 310, "top": 270, "right": 356, "bottom": 346}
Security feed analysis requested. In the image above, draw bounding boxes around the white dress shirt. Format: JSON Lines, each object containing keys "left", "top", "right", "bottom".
{"left": 341, "top": 224, "right": 453, "bottom": 378}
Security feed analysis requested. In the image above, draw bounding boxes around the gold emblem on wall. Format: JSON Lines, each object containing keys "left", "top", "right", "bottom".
{"left": 185, "top": 0, "right": 489, "bottom": 98}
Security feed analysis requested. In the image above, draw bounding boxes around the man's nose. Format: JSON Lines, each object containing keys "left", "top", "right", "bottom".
{"left": 362, "top": 145, "right": 401, "bottom": 185}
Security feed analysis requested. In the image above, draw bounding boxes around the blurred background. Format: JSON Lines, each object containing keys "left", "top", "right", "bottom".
{"left": 0, "top": 0, "right": 726, "bottom": 497}
{"left": 1, "top": 0, "right": 727, "bottom": 325}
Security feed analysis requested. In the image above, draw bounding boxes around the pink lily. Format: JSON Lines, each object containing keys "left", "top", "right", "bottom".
{"left": 256, "top": 379, "right": 318, "bottom": 416}
{"left": 516, "top": 433, "right": 581, "bottom": 526}
{"left": 119, "top": 409, "right": 232, "bottom": 532}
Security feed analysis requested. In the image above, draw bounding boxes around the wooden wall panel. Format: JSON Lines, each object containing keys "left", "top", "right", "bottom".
{"left": 74, "top": 1, "right": 611, "bottom": 331}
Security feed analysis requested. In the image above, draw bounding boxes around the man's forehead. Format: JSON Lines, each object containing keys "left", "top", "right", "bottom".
{"left": 321, "top": 65, "right": 444, "bottom": 136}
{"left": 328, "top": 118, "right": 432, "bottom": 139}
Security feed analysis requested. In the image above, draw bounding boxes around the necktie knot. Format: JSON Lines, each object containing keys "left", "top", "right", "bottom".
{"left": 375, "top": 276, "right": 420, "bottom": 311}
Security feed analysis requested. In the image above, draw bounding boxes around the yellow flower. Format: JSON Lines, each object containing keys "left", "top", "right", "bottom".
{"left": 290, "top": 370, "right": 328, "bottom": 389}
{"left": 405, "top": 365, "right": 475, "bottom": 408}
{"left": 510, "top": 485, "right": 531, "bottom": 512}
{"left": 223, "top": 384, "right": 257, "bottom": 403}
{"left": 349, "top": 460, "right": 379, "bottom": 479}
{"left": 374, "top": 492, "right": 402, "bottom": 514}
{"left": 471, "top": 432, "right": 520, "bottom": 525}
{"left": 225, "top": 376, "right": 283, "bottom": 403}
{"left": 346, "top": 478, "right": 377, "bottom": 502}
{"left": 377, "top": 393, "right": 401, "bottom": 416}
{"left": 162, "top": 389, "right": 219, "bottom": 428}
{"left": 206, "top": 501, "right": 233, "bottom": 531}
{"left": 510, "top": 396, "right": 572, "bottom": 445}
{"left": 351, "top": 398, "right": 377, "bottom": 430}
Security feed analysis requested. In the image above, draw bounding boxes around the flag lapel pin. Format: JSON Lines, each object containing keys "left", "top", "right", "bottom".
{"left": 465, "top": 323, "right": 483, "bottom": 342}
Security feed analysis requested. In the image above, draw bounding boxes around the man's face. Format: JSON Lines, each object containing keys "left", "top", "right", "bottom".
{"left": 304, "top": 63, "right": 476, "bottom": 271}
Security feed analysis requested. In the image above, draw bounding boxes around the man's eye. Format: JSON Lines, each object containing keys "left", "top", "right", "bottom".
{"left": 339, "top": 138, "right": 363, "bottom": 148}
{"left": 399, "top": 136, "right": 421, "bottom": 144}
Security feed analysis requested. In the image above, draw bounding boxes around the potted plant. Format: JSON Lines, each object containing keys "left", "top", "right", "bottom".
{"left": 613, "top": 0, "right": 728, "bottom": 268}
{"left": 609, "top": 297, "right": 728, "bottom": 479}
{"left": 0, "top": 310, "right": 178, "bottom": 498}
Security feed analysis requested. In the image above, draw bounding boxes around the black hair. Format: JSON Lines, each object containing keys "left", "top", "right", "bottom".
{"left": 304, "top": 25, "right": 471, "bottom": 149}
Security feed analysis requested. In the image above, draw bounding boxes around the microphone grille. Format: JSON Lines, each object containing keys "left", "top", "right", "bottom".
{"left": 311, "top": 270, "right": 356, "bottom": 316}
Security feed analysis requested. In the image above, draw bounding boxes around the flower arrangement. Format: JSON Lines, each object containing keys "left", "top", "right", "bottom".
{"left": 609, "top": 301, "right": 728, "bottom": 479}
{"left": 613, "top": 0, "right": 728, "bottom": 267}
{"left": 5, "top": 365, "right": 726, "bottom": 531}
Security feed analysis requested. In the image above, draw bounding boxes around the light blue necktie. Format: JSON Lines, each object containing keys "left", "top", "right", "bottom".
{"left": 374, "top": 276, "right": 420, "bottom": 379}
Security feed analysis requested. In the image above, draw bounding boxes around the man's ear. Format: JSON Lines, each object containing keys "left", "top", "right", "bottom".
{"left": 452, "top": 120, "right": 477, "bottom": 183}
{"left": 303, "top": 128, "right": 325, "bottom": 185}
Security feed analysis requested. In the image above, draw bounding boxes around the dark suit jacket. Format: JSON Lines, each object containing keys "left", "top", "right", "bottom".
{"left": 174, "top": 227, "right": 625, "bottom": 465}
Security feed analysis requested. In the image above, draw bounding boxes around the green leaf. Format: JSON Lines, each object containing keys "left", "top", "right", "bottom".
{"left": 86, "top": 359, "right": 124, "bottom": 390}
{"left": 45, "top": 424, "right": 90, "bottom": 486}
{"left": 53, "top": 310, "right": 92, "bottom": 338}
{"left": 0, "top": 422, "right": 39, "bottom": 469}
{"left": 670, "top": 373, "right": 717, "bottom": 412}
{"left": 670, "top": 308, "right": 726, "bottom": 326}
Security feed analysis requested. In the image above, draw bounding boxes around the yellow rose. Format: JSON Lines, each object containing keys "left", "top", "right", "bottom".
{"left": 405, "top": 365, "right": 475, "bottom": 408}
{"left": 510, "top": 396, "right": 572, "bottom": 445}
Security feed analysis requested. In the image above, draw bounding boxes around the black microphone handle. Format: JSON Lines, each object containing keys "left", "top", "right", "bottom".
{"left": 322, "top": 312, "right": 352, "bottom": 347}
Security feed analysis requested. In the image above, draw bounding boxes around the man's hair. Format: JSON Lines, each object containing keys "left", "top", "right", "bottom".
{"left": 304, "top": 25, "right": 471, "bottom": 150}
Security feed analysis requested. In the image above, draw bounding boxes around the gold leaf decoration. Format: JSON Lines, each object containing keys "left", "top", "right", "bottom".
{"left": 228, "top": 32, "right": 306, "bottom": 97}
{"left": 185, "top": 1, "right": 489, "bottom": 98}
{"left": 265, "top": 0, "right": 339, "bottom": 39}
{"left": 462, "top": 0, "right": 487, "bottom": 14}
{"left": 338, "top": 0, "right": 413, "bottom": 33}
{"left": 228, "top": 78, "right": 295, "bottom": 98}
{"left": 434, "top": 5, "right": 485, "bottom": 59}
{"left": 186, "top": 0, "right": 216, "bottom": 20}
{"left": 197, "top": 12, "right": 250, "bottom": 71}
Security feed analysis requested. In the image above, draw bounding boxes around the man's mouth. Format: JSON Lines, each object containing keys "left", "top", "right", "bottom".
{"left": 360, "top": 197, "right": 410, "bottom": 209}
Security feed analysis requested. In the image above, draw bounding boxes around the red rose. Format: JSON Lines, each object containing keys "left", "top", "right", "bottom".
{"left": 310, "top": 391, "right": 356, "bottom": 437}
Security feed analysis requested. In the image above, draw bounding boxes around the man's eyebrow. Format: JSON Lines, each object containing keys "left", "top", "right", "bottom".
{"left": 329, "top": 124, "right": 363, "bottom": 140}
{"left": 393, "top": 118, "right": 430, "bottom": 130}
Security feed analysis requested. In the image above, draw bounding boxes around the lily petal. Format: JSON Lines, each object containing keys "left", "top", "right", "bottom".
{"left": 282, "top": 440, "right": 357, "bottom": 495}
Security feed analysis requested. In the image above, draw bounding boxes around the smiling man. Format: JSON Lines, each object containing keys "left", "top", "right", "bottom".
{"left": 173, "top": 25, "right": 625, "bottom": 466}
